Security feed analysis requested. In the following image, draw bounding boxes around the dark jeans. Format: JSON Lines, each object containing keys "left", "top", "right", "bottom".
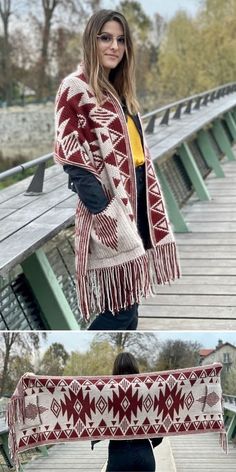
{"left": 106, "top": 439, "right": 156, "bottom": 472}
{"left": 88, "top": 164, "right": 151, "bottom": 331}
{"left": 88, "top": 303, "right": 139, "bottom": 330}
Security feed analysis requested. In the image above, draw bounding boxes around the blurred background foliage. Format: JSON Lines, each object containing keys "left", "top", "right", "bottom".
{"left": 1, "top": 0, "right": 236, "bottom": 111}
{"left": 1, "top": 332, "right": 235, "bottom": 396}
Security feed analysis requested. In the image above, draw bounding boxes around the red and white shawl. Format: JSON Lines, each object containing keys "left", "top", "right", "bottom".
{"left": 54, "top": 64, "right": 181, "bottom": 319}
{"left": 7, "top": 363, "right": 227, "bottom": 469}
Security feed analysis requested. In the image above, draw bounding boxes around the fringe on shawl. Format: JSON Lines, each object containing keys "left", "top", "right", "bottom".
{"left": 77, "top": 242, "right": 180, "bottom": 320}
{"left": 7, "top": 382, "right": 25, "bottom": 471}
{"left": 148, "top": 241, "right": 181, "bottom": 288}
{"left": 220, "top": 431, "right": 228, "bottom": 453}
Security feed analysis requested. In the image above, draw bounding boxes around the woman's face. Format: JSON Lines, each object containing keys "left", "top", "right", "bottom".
{"left": 97, "top": 20, "right": 125, "bottom": 75}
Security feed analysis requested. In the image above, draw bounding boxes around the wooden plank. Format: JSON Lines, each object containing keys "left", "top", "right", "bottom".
{"left": 174, "top": 275, "right": 236, "bottom": 284}
{"left": 0, "top": 207, "right": 75, "bottom": 276}
{"left": 152, "top": 284, "right": 236, "bottom": 295}
{"left": 0, "top": 164, "right": 63, "bottom": 203}
{"left": 139, "top": 305, "right": 236, "bottom": 317}
{"left": 0, "top": 190, "right": 76, "bottom": 241}
{"left": 141, "top": 295, "right": 236, "bottom": 306}
{"left": 138, "top": 318, "right": 236, "bottom": 330}
{"left": 181, "top": 266, "right": 236, "bottom": 275}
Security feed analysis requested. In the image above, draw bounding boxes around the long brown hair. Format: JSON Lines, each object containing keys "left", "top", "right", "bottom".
{"left": 112, "top": 352, "right": 140, "bottom": 375}
{"left": 82, "top": 9, "right": 139, "bottom": 114}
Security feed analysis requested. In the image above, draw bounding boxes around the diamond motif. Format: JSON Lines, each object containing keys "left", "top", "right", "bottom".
{"left": 96, "top": 396, "right": 107, "bottom": 414}
{"left": 166, "top": 375, "right": 176, "bottom": 389}
{"left": 166, "top": 395, "right": 174, "bottom": 409}
{"left": 163, "top": 415, "right": 171, "bottom": 430}
{"left": 143, "top": 394, "right": 153, "bottom": 412}
{"left": 121, "top": 397, "right": 130, "bottom": 411}
{"left": 185, "top": 392, "right": 194, "bottom": 410}
{"left": 51, "top": 399, "right": 61, "bottom": 417}
{"left": 74, "top": 400, "right": 82, "bottom": 414}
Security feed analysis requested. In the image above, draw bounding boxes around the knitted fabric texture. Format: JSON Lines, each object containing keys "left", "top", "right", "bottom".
{"left": 7, "top": 363, "right": 226, "bottom": 469}
{"left": 54, "top": 64, "right": 181, "bottom": 319}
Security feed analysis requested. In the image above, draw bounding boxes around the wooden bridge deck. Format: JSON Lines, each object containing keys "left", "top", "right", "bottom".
{"left": 23, "top": 440, "right": 108, "bottom": 472}
{"left": 19, "top": 434, "right": 236, "bottom": 472}
{"left": 139, "top": 157, "right": 236, "bottom": 330}
{"left": 170, "top": 433, "right": 236, "bottom": 472}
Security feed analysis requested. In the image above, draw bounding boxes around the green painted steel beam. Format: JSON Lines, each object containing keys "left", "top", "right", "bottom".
{"left": 21, "top": 249, "right": 79, "bottom": 330}
{"left": 197, "top": 129, "right": 225, "bottom": 178}
{"left": 225, "top": 111, "right": 236, "bottom": 141}
{"left": 153, "top": 161, "right": 189, "bottom": 233}
{"left": 38, "top": 446, "right": 49, "bottom": 457}
{"left": 178, "top": 142, "right": 211, "bottom": 200}
{"left": 226, "top": 412, "right": 236, "bottom": 441}
{"left": 212, "top": 118, "right": 236, "bottom": 161}
{"left": 0, "top": 431, "right": 14, "bottom": 468}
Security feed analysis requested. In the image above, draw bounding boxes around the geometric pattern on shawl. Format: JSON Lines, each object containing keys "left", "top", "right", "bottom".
{"left": 7, "top": 363, "right": 227, "bottom": 469}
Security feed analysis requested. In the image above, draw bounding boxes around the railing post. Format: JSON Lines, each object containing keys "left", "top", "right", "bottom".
{"left": 153, "top": 161, "right": 189, "bottom": 233}
{"left": 21, "top": 249, "right": 80, "bottom": 330}
{"left": 226, "top": 413, "right": 236, "bottom": 441}
{"left": 211, "top": 118, "right": 236, "bottom": 161}
{"left": 197, "top": 129, "right": 225, "bottom": 178}
{"left": 178, "top": 143, "right": 211, "bottom": 200}
{"left": 224, "top": 112, "right": 236, "bottom": 141}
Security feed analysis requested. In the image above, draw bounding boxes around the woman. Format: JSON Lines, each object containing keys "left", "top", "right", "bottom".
{"left": 54, "top": 10, "right": 180, "bottom": 330}
{"left": 93, "top": 352, "right": 163, "bottom": 472}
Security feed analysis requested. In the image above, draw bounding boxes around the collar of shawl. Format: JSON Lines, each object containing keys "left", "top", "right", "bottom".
{"left": 7, "top": 363, "right": 227, "bottom": 469}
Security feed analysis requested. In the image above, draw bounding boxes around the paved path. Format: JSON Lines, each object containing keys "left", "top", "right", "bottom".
{"left": 170, "top": 433, "right": 236, "bottom": 472}
{"left": 139, "top": 158, "right": 236, "bottom": 330}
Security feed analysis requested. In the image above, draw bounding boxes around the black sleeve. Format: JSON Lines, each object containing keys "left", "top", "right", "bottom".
{"left": 91, "top": 440, "right": 102, "bottom": 450}
{"left": 63, "top": 164, "right": 109, "bottom": 214}
{"left": 150, "top": 437, "right": 163, "bottom": 448}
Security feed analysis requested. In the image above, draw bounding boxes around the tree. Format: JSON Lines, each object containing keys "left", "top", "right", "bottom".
{"left": 0, "top": 332, "right": 47, "bottom": 396}
{"left": 64, "top": 341, "right": 115, "bottom": 376}
{"left": 94, "top": 333, "right": 160, "bottom": 371}
{"left": 0, "top": 0, "right": 12, "bottom": 104}
{"left": 154, "top": 339, "right": 201, "bottom": 371}
{"left": 39, "top": 342, "right": 69, "bottom": 375}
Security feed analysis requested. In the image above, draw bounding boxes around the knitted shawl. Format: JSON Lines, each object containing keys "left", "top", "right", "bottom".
{"left": 7, "top": 363, "right": 226, "bottom": 469}
{"left": 54, "top": 64, "right": 180, "bottom": 319}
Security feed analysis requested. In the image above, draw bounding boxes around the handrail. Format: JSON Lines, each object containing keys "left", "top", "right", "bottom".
{"left": 0, "top": 152, "right": 53, "bottom": 182}
{"left": 142, "top": 82, "right": 236, "bottom": 130}
{"left": 0, "top": 81, "right": 236, "bottom": 185}
{"left": 223, "top": 394, "right": 236, "bottom": 407}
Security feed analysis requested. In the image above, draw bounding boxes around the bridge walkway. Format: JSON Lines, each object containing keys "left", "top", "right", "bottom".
{"left": 169, "top": 433, "right": 236, "bottom": 472}
{"left": 139, "top": 157, "right": 236, "bottom": 330}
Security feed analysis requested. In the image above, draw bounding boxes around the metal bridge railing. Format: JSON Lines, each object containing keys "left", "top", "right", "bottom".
{"left": 0, "top": 82, "right": 236, "bottom": 196}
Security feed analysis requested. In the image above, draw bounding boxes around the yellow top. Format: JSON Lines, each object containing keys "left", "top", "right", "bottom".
{"left": 127, "top": 115, "right": 145, "bottom": 167}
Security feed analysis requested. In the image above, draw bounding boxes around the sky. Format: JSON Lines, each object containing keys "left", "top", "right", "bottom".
{"left": 41, "top": 331, "right": 236, "bottom": 354}
{"left": 103, "top": 0, "right": 201, "bottom": 20}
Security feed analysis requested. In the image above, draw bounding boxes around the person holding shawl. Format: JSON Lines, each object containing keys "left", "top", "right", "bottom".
{"left": 54, "top": 9, "right": 180, "bottom": 330}
{"left": 92, "top": 352, "right": 163, "bottom": 471}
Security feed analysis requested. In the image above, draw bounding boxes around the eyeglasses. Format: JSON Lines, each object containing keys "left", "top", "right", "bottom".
{"left": 97, "top": 33, "right": 125, "bottom": 46}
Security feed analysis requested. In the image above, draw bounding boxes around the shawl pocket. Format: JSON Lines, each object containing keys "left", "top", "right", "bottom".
{"left": 89, "top": 197, "right": 144, "bottom": 263}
